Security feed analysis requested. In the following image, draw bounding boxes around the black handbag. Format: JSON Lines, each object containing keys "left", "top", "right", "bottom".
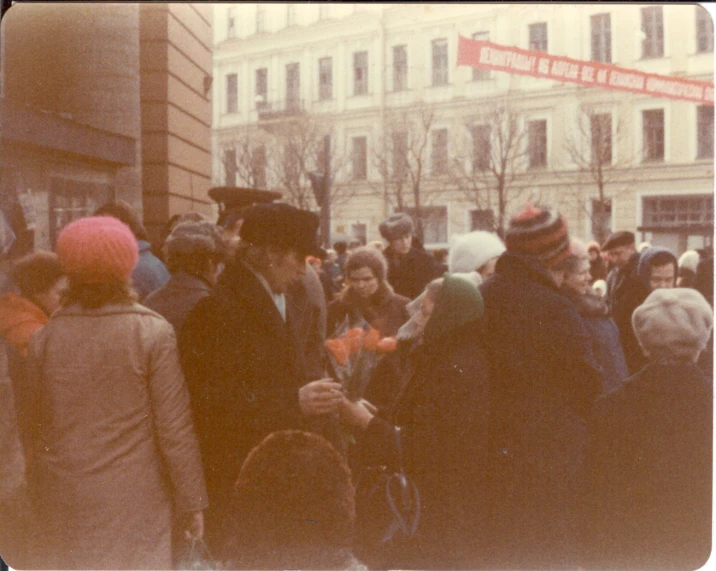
{"left": 354, "top": 426, "right": 421, "bottom": 566}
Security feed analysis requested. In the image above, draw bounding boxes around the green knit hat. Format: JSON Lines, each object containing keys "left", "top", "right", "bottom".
{"left": 423, "top": 273, "right": 484, "bottom": 346}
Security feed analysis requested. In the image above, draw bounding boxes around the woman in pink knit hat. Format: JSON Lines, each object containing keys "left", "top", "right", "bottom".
{"left": 23, "top": 216, "right": 207, "bottom": 570}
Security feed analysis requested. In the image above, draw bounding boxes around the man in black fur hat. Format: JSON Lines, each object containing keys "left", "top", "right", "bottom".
{"left": 179, "top": 203, "right": 342, "bottom": 557}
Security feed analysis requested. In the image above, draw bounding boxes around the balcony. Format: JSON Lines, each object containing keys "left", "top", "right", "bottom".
{"left": 257, "top": 98, "right": 306, "bottom": 121}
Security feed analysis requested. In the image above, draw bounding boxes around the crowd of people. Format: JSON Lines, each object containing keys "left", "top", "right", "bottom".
{"left": 0, "top": 198, "right": 713, "bottom": 570}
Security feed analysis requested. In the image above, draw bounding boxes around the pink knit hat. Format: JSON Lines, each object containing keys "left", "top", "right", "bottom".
{"left": 56, "top": 216, "right": 138, "bottom": 284}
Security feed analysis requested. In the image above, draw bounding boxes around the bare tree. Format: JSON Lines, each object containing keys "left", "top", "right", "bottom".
{"left": 262, "top": 114, "right": 325, "bottom": 209}
{"left": 372, "top": 103, "right": 438, "bottom": 242}
{"left": 450, "top": 104, "right": 528, "bottom": 237}
{"left": 562, "top": 105, "right": 635, "bottom": 244}
{"left": 221, "top": 126, "right": 271, "bottom": 189}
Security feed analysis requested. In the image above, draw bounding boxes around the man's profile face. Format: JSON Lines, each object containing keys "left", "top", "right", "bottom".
{"left": 607, "top": 244, "right": 635, "bottom": 270}
{"left": 265, "top": 248, "right": 306, "bottom": 294}
{"left": 390, "top": 234, "right": 412, "bottom": 255}
{"left": 649, "top": 263, "right": 676, "bottom": 291}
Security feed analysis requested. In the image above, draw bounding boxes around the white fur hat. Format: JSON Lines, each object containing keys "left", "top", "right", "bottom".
{"left": 632, "top": 288, "right": 714, "bottom": 360}
{"left": 678, "top": 250, "right": 701, "bottom": 272}
{"left": 448, "top": 231, "right": 506, "bottom": 274}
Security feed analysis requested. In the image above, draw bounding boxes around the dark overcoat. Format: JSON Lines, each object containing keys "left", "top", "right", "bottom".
{"left": 143, "top": 270, "right": 213, "bottom": 334}
{"left": 178, "top": 260, "right": 308, "bottom": 552}
{"left": 579, "top": 362, "right": 712, "bottom": 570}
{"left": 356, "top": 319, "right": 491, "bottom": 570}
{"left": 562, "top": 287, "right": 628, "bottom": 396}
{"left": 605, "top": 252, "right": 649, "bottom": 374}
{"left": 478, "top": 252, "right": 602, "bottom": 569}
{"left": 383, "top": 237, "right": 444, "bottom": 300}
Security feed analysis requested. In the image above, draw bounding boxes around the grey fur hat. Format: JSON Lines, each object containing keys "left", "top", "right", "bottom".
{"left": 165, "top": 220, "right": 225, "bottom": 256}
{"left": 632, "top": 288, "right": 713, "bottom": 361}
{"left": 379, "top": 213, "right": 414, "bottom": 241}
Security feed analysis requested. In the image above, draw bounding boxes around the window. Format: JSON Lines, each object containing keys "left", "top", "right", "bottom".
{"left": 287, "top": 5, "right": 296, "bottom": 26}
{"left": 642, "top": 109, "right": 664, "bottom": 162}
{"left": 696, "top": 7, "right": 714, "bottom": 53}
{"left": 527, "top": 119, "right": 547, "bottom": 168}
{"left": 286, "top": 63, "right": 300, "bottom": 110}
{"left": 392, "top": 131, "right": 408, "bottom": 180}
{"left": 590, "top": 113, "right": 612, "bottom": 164}
{"left": 472, "top": 32, "right": 491, "bottom": 80}
{"left": 251, "top": 146, "right": 266, "bottom": 189}
{"left": 643, "top": 195, "right": 713, "bottom": 228}
{"left": 227, "top": 7, "right": 236, "bottom": 39}
{"left": 590, "top": 13, "right": 611, "bottom": 63}
{"left": 431, "top": 129, "right": 448, "bottom": 175}
{"left": 471, "top": 124, "right": 491, "bottom": 171}
{"left": 49, "top": 178, "right": 112, "bottom": 245}
{"left": 529, "top": 23, "right": 548, "bottom": 52}
{"left": 284, "top": 143, "right": 300, "bottom": 184}
{"left": 224, "top": 148, "right": 236, "bottom": 186}
{"left": 697, "top": 105, "right": 714, "bottom": 159}
{"left": 226, "top": 73, "right": 238, "bottom": 113}
{"left": 255, "top": 68, "right": 268, "bottom": 104}
{"left": 470, "top": 209, "right": 495, "bottom": 232}
{"left": 432, "top": 38, "right": 448, "bottom": 86}
{"left": 351, "top": 136, "right": 367, "bottom": 180}
{"left": 393, "top": 45, "right": 408, "bottom": 92}
{"left": 641, "top": 6, "right": 664, "bottom": 59}
{"left": 256, "top": 5, "right": 266, "bottom": 33}
{"left": 403, "top": 206, "right": 448, "bottom": 244}
{"left": 318, "top": 57, "right": 332, "bottom": 101}
{"left": 353, "top": 51, "right": 368, "bottom": 95}
{"left": 319, "top": 4, "right": 331, "bottom": 20}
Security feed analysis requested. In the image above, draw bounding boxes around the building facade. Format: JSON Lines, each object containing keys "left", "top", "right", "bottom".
{"left": 0, "top": 3, "right": 213, "bottom": 254}
{"left": 213, "top": 4, "right": 714, "bottom": 253}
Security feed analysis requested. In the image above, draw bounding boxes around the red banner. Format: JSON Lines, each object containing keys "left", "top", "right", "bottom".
{"left": 457, "top": 36, "right": 714, "bottom": 106}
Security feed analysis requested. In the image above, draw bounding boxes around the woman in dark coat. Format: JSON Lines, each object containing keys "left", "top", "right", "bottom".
{"left": 560, "top": 239, "right": 628, "bottom": 395}
{"left": 579, "top": 288, "right": 713, "bottom": 570}
{"left": 327, "top": 247, "right": 410, "bottom": 338}
{"left": 340, "top": 274, "right": 491, "bottom": 570}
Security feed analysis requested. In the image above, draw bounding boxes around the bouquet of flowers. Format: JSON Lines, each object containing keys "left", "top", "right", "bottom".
{"left": 325, "top": 317, "right": 398, "bottom": 402}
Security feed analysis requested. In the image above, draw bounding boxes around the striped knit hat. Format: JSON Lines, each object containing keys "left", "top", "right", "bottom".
{"left": 505, "top": 203, "right": 571, "bottom": 269}
{"left": 56, "top": 216, "right": 138, "bottom": 284}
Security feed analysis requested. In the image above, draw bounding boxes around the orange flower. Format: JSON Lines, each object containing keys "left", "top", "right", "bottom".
{"left": 325, "top": 338, "right": 350, "bottom": 366}
{"left": 344, "top": 328, "right": 365, "bottom": 354}
{"left": 376, "top": 336, "right": 398, "bottom": 353}
{"left": 363, "top": 328, "right": 381, "bottom": 351}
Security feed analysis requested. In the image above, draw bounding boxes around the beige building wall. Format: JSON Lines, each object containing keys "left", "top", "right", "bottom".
{"left": 213, "top": 4, "right": 713, "bottom": 252}
{"left": 140, "top": 3, "right": 213, "bottom": 244}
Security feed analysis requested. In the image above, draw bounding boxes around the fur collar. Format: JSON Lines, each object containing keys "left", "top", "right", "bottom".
{"left": 561, "top": 286, "right": 609, "bottom": 318}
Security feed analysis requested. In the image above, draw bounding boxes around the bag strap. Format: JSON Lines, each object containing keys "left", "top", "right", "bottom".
{"left": 380, "top": 425, "right": 421, "bottom": 542}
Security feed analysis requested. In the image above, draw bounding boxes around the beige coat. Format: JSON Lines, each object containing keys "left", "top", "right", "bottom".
{"left": 25, "top": 303, "right": 207, "bottom": 570}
